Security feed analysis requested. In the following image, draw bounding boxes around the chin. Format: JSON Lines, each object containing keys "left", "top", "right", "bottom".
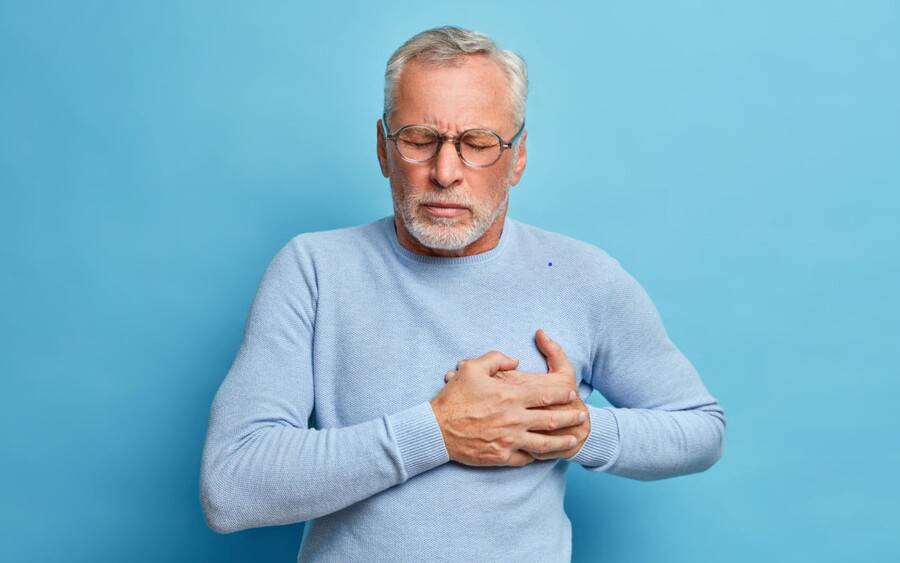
{"left": 409, "top": 220, "right": 478, "bottom": 251}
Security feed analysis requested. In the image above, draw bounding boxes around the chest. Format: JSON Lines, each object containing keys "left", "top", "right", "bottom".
{"left": 308, "top": 267, "right": 595, "bottom": 426}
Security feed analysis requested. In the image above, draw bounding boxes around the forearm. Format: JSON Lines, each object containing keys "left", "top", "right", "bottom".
{"left": 570, "top": 401, "right": 725, "bottom": 480}
{"left": 577, "top": 254, "right": 727, "bottom": 479}
{"left": 200, "top": 401, "right": 448, "bottom": 533}
{"left": 199, "top": 237, "right": 449, "bottom": 533}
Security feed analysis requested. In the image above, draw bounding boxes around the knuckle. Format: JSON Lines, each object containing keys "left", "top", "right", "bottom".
{"left": 535, "top": 437, "right": 551, "bottom": 453}
{"left": 503, "top": 372, "right": 523, "bottom": 385}
{"left": 494, "top": 412, "right": 515, "bottom": 429}
{"left": 482, "top": 350, "right": 501, "bottom": 362}
{"left": 497, "top": 433, "right": 516, "bottom": 449}
{"left": 547, "top": 413, "right": 561, "bottom": 430}
{"left": 488, "top": 443, "right": 507, "bottom": 462}
{"left": 496, "top": 389, "right": 516, "bottom": 405}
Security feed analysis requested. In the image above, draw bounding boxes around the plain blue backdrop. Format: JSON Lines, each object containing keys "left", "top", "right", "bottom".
{"left": 2, "top": 1, "right": 898, "bottom": 561}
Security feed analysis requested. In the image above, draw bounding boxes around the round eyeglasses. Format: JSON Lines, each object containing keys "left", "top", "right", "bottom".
{"left": 382, "top": 113, "right": 525, "bottom": 168}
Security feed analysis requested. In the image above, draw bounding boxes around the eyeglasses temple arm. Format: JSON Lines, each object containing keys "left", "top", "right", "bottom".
{"left": 381, "top": 112, "right": 391, "bottom": 138}
{"left": 506, "top": 120, "right": 526, "bottom": 146}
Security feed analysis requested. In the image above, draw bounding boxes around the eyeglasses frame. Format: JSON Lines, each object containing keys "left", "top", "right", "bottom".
{"left": 381, "top": 112, "right": 526, "bottom": 168}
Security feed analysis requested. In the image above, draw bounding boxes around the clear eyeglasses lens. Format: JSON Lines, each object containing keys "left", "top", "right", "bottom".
{"left": 396, "top": 127, "right": 503, "bottom": 166}
{"left": 460, "top": 130, "right": 502, "bottom": 166}
{"left": 397, "top": 127, "right": 440, "bottom": 161}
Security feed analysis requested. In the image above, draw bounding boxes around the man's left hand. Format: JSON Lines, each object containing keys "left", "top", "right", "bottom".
{"left": 445, "top": 329, "right": 590, "bottom": 461}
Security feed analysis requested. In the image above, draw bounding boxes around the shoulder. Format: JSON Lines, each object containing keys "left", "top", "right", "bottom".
{"left": 268, "top": 218, "right": 387, "bottom": 270}
{"left": 510, "top": 217, "right": 624, "bottom": 275}
{"left": 509, "top": 217, "right": 643, "bottom": 304}
{"left": 286, "top": 218, "right": 384, "bottom": 255}
{"left": 260, "top": 218, "right": 386, "bottom": 290}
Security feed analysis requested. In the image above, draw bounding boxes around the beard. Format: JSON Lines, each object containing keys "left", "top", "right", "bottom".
{"left": 391, "top": 180, "right": 511, "bottom": 251}
{"left": 389, "top": 146, "right": 519, "bottom": 252}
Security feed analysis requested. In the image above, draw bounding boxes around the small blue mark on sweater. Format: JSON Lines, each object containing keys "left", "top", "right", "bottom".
{"left": 548, "top": 262, "right": 553, "bottom": 267}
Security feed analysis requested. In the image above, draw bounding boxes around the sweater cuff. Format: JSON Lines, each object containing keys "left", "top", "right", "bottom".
{"left": 567, "top": 405, "right": 620, "bottom": 469}
{"left": 386, "top": 401, "right": 450, "bottom": 480}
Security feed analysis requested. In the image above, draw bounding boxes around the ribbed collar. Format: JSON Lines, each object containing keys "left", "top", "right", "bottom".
{"left": 382, "top": 215, "right": 513, "bottom": 267}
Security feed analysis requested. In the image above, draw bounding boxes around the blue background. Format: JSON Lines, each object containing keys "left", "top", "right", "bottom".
{"left": 2, "top": 1, "right": 898, "bottom": 561}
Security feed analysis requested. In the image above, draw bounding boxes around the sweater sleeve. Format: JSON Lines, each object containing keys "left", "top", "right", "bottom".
{"left": 567, "top": 257, "right": 726, "bottom": 480}
{"left": 199, "top": 237, "right": 449, "bottom": 534}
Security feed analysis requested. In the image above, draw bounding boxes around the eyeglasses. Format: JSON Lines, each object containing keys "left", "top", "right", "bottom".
{"left": 382, "top": 112, "right": 525, "bottom": 168}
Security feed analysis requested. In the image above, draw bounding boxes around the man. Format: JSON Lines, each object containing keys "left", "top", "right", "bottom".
{"left": 200, "top": 26, "right": 726, "bottom": 562}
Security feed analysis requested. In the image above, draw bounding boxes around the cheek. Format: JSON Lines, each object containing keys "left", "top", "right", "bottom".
{"left": 469, "top": 170, "right": 508, "bottom": 199}
{"left": 391, "top": 161, "right": 430, "bottom": 189}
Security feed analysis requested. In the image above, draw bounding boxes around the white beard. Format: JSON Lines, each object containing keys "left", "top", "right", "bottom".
{"left": 393, "top": 185, "right": 510, "bottom": 251}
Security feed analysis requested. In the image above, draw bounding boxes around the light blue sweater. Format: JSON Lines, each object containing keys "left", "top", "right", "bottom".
{"left": 200, "top": 215, "right": 726, "bottom": 562}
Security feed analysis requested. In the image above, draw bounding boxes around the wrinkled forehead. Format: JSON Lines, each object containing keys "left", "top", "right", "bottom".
{"left": 392, "top": 55, "right": 515, "bottom": 134}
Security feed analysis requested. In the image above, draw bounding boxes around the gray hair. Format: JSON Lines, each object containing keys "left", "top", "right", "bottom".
{"left": 383, "top": 26, "right": 528, "bottom": 132}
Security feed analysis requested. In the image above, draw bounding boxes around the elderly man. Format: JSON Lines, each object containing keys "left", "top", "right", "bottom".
{"left": 200, "top": 26, "right": 725, "bottom": 562}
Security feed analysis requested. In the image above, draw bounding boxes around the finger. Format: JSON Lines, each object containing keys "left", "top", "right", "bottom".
{"left": 535, "top": 329, "right": 574, "bottom": 377}
{"left": 492, "top": 369, "right": 542, "bottom": 385}
{"left": 505, "top": 450, "right": 536, "bottom": 467}
{"left": 458, "top": 351, "right": 519, "bottom": 376}
{"left": 522, "top": 408, "right": 586, "bottom": 431}
{"left": 519, "top": 384, "right": 577, "bottom": 408}
{"left": 520, "top": 431, "right": 578, "bottom": 455}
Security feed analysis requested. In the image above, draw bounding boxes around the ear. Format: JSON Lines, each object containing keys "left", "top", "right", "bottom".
{"left": 377, "top": 119, "right": 390, "bottom": 178}
{"left": 508, "top": 129, "right": 527, "bottom": 186}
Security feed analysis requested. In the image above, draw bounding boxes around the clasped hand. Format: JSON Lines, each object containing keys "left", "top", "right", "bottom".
{"left": 429, "top": 329, "right": 590, "bottom": 467}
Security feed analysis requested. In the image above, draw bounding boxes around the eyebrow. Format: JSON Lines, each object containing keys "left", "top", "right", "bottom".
{"left": 412, "top": 122, "right": 500, "bottom": 135}
{"left": 416, "top": 115, "right": 499, "bottom": 133}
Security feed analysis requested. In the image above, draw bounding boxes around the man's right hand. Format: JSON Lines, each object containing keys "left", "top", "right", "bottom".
{"left": 429, "top": 351, "right": 586, "bottom": 467}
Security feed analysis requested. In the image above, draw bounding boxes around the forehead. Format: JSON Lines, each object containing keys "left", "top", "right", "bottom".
{"left": 393, "top": 55, "right": 512, "bottom": 131}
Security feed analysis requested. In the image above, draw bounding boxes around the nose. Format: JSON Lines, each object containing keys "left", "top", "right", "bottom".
{"left": 430, "top": 139, "right": 465, "bottom": 189}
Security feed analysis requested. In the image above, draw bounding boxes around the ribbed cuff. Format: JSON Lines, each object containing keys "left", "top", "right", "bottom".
{"left": 568, "top": 406, "right": 620, "bottom": 469}
{"left": 386, "top": 401, "right": 450, "bottom": 480}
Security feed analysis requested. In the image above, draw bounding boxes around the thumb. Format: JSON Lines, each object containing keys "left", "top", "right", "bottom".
{"left": 535, "top": 329, "right": 573, "bottom": 376}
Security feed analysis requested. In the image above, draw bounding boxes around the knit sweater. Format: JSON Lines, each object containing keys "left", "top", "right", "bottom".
{"left": 199, "top": 215, "right": 726, "bottom": 562}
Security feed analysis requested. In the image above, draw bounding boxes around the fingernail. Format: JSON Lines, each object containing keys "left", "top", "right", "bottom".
{"left": 578, "top": 411, "right": 587, "bottom": 422}
{"left": 568, "top": 390, "right": 576, "bottom": 401}
{"left": 568, "top": 436, "right": 577, "bottom": 446}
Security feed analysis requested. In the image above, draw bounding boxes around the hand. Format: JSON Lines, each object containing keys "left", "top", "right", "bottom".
{"left": 445, "top": 330, "right": 590, "bottom": 461}
{"left": 430, "top": 350, "right": 587, "bottom": 467}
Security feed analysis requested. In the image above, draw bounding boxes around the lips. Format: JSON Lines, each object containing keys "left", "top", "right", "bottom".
{"left": 423, "top": 204, "right": 468, "bottom": 218}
